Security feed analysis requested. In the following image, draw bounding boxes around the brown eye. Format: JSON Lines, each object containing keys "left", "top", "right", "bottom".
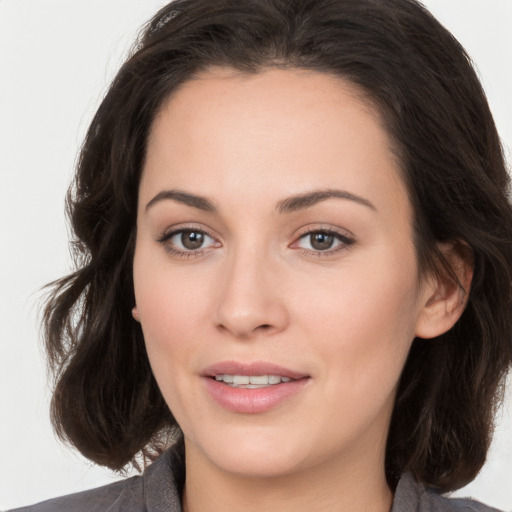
{"left": 180, "top": 230, "right": 205, "bottom": 250}
{"left": 159, "top": 228, "right": 218, "bottom": 255}
{"left": 309, "top": 232, "right": 335, "bottom": 251}
{"left": 294, "top": 230, "right": 354, "bottom": 254}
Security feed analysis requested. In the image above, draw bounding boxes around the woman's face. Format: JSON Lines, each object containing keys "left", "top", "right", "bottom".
{"left": 133, "top": 68, "right": 433, "bottom": 479}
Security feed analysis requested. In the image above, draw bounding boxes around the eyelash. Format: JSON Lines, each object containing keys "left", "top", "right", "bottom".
{"left": 293, "top": 228, "right": 355, "bottom": 257}
{"left": 157, "top": 227, "right": 355, "bottom": 258}
{"left": 157, "top": 226, "right": 219, "bottom": 258}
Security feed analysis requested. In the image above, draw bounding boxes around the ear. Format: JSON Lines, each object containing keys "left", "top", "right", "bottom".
{"left": 415, "top": 241, "right": 473, "bottom": 339}
{"left": 132, "top": 306, "right": 141, "bottom": 322}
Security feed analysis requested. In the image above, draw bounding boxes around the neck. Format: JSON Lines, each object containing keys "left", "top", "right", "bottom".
{"left": 182, "top": 440, "right": 393, "bottom": 512}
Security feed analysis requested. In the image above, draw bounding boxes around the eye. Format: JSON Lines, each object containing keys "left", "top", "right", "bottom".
{"left": 158, "top": 228, "right": 219, "bottom": 255}
{"left": 294, "top": 230, "right": 354, "bottom": 254}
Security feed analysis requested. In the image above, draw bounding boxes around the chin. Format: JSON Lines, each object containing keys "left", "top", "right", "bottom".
{"left": 187, "top": 426, "right": 313, "bottom": 478}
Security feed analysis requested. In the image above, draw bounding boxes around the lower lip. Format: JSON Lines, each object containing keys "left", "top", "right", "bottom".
{"left": 203, "top": 377, "right": 309, "bottom": 414}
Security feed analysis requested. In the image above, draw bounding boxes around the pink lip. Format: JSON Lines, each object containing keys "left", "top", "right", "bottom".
{"left": 202, "top": 361, "right": 310, "bottom": 414}
{"left": 202, "top": 361, "right": 307, "bottom": 380}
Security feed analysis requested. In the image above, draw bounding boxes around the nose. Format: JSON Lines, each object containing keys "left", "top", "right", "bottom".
{"left": 214, "top": 246, "right": 289, "bottom": 339}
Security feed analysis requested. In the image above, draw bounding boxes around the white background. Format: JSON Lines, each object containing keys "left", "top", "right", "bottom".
{"left": 0, "top": 0, "right": 511, "bottom": 510}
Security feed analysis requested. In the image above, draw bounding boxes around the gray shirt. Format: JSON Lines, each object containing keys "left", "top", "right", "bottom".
{"left": 9, "top": 446, "right": 501, "bottom": 511}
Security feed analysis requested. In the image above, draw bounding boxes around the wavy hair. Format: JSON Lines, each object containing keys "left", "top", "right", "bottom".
{"left": 43, "top": 0, "right": 512, "bottom": 491}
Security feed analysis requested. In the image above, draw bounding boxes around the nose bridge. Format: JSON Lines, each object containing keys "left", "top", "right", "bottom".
{"left": 214, "top": 239, "right": 287, "bottom": 338}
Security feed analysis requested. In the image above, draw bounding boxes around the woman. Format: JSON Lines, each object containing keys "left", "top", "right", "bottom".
{"left": 10, "top": 0, "right": 512, "bottom": 510}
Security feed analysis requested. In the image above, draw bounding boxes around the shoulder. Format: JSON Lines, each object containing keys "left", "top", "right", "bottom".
{"left": 421, "top": 491, "right": 503, "bottom": 512}
{"left": 7, "top": 446, "right": 184, "bottom": 512}
{"left": 7, "top": 475, "right": 144, "bottom": 512}
{"left": 393, "top": 473, "right": 503, "bottom": 512}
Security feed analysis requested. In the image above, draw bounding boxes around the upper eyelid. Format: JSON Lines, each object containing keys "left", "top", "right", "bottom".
{"left": 294, "top": 224, "right": 355, "bottom": 240}
{"left": 295, "top": 231, "right": 353, "bottom": 245}
{"left": 157, "top": 223, "right": 217, "bottom": 241}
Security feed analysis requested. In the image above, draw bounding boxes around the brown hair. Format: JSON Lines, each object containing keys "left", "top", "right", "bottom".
{"left": 44, "top": 0, "right": 512, "bottom": 491}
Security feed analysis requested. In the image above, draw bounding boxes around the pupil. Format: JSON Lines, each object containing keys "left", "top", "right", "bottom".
{"left": 181, "top": 231, "right": 204, "bottom": 250}
{"left": 311, "top": 232, "right": 334, "bottom": 250}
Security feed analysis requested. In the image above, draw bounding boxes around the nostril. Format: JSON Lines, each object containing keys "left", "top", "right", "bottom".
{"left": 257, "top": 324, "right": 272, "bottom": 331}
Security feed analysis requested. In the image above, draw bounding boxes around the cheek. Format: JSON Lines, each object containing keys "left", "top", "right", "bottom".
{"left": 133, "top": 265, "right": 208, "bottom": 426}
{"left": 294, "top": 245, "right": 421, "bottom": 389}
{"left": 132, "top": 246, "right": 211, "bottom": 376}
{"left": 134, "top": 236, "right": 212, "bottom": 323}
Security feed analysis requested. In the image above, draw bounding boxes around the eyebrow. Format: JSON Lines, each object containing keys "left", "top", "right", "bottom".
{"left": 276, "top": 189, "right": 376, "bottom": 214}
{"left": 145, "top": 188, "right": 376, "bottom": 214}
{"left": 145, "top": 189, "right": 216, "bottom": 212}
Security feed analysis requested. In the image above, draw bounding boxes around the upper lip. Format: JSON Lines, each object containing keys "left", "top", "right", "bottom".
{"left": 202, "top": 361, "right": 308, "bottom": 380}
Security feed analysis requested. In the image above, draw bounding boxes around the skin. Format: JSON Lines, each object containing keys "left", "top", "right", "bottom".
{"left": 133, "top": 68, "right": 469, "bottom": 512}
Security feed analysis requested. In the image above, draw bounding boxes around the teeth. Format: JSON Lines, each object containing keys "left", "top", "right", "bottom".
{"left": 214, "top": 374, "right": 294, "bottom": 387}
{"left": 233, "top": 375, "right": 250, "bottom": 385}
{"left": 248, "top": 375, "right": 268, "bottom": 385}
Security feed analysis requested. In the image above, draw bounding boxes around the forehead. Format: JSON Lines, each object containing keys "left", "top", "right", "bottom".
{"left": 149, "top": 67, "right": 386, "bottom": 154}
{"left": 141, "top": 67, "right": 409, "bottom": 222}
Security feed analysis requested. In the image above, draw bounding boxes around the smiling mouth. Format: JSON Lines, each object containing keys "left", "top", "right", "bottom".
{"left": 214, "top": 374, "right": 294, "bottom": 388}
{"left": 205, "top": 367, "right": 309, "bottom": 413}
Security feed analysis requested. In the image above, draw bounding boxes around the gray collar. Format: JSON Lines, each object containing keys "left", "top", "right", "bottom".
{"left": 142, "top": 445, "right": 500, "bottom": 512}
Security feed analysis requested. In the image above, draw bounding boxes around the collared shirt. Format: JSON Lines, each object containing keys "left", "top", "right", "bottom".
{"left": 9, "top": 445, "right": 501, "bottom": 512}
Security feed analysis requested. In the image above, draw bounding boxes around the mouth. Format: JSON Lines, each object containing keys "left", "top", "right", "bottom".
{"left": 202, "top": 361, "right": 310, "bottom": 413}
{"left": 202, "top": 361, "right": 307, "bottom": 383}
{"left": 213, "top": 374, "right": 294, "bottom": 388}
